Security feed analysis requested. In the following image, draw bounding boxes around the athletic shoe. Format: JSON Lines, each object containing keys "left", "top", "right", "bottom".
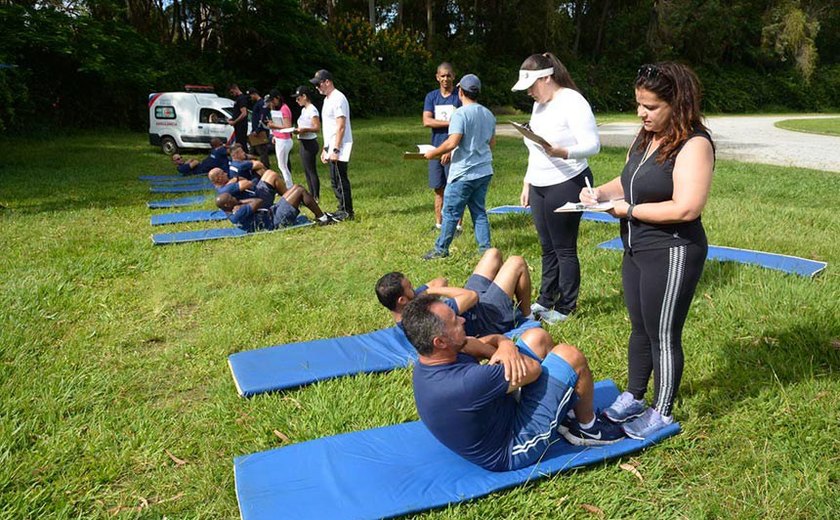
{"left": 531, "top": 302, "right": 569, "bottom": 325}
{"left": 332, "top": 210, "right": 354, "bottom": 222}
{"left": 435, "top": 223, "right": 442, "bottom": 230}
{"left": 622, "top": 407, "right": 673, "bottom": 440}
{"left": 558, "top": 415, "right": 625, "bottom": 446}
{"left": 602, "top": 391, "right": 647, "bottom": 423}
{"left": 422, "top": 249, "right": 449, "bottom": 260}
{"left": 317, "top": 213, "right": 338, "bottom": 226}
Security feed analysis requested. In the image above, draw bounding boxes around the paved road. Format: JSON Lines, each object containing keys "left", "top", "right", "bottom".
{"left": 500, "top": 115, "right": 840, "bottom": 172}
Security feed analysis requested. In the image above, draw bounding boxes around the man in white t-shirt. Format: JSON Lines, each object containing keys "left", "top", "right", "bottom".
{"left": 310, "top": 69, "right": 354, "bottom": 221}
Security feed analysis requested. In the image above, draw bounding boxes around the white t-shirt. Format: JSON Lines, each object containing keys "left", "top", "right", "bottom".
{"left": 321, "top": 89, "right": 353, "bottom": 162}
{"left": 524, "top": 88, "right": 600, "bottom": 186}
{"left": 297, "top": 104, "right": 319, "bottom": 141}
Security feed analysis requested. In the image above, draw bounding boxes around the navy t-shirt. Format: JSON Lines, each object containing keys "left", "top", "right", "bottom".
{"left": 229, "top": 160, "right": 257, "bottom": 181}
{"left": 209, "top": 146, "right": 230, "bottom": 172}
{"left": 444, "top": 298, "right": 480, "bottom": 337}
{"left": 216, "top": 182, "right": 253, "bottom": 200}
{"left": 423, "top": 90, "right": 461, "bottom": 147}
{"left": 413, "top": 353, "right": 515, "bottom": 471}
{"left": 229, "top": 204, "right": 271, "bottom": 232}
{"left": 251, "top": 99, "right": 269, "bottom": 136}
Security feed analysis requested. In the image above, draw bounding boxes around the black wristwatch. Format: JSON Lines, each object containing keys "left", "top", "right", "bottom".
{"left": 627, "top": 204, "right": 636, "bottom": 222}
{"left": 332, "top": 148, "right": 340, "bottom": 154}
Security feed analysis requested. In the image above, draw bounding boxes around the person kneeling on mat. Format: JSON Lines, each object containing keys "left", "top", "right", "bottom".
{"left": 215, "top": 183, "right": 336, "bottom": 232}
{"left": 375, "top": 248, "right": 536, "bottom": 335}
{"left": 402, "top": 294, "right": 625, "bottom": 472}
{"left": 172, "top": 138, "right": 229, "bottom": 176}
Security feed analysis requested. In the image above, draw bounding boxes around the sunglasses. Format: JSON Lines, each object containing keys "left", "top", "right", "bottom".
{"left": 637, "top": 64, "right": 660, "bottom": 81}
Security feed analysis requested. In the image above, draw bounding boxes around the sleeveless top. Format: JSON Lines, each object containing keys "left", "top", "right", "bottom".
{"left": 619, "top": 128, "right": 714, "bottom": 252}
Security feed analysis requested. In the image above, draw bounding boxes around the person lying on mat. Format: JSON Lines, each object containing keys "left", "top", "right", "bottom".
{"left": 375, "top": 248, "right": 536, "bottom": 335}
{"left": 228, "top": 143, "right": 266, "bottom": 181}
{"left": 215, "top": 183, "right": 336, "bottom": 232}
{"left": 171, "top": 138, "right": 229, "bottom": 176}
{"left": 402, "top": 294, "right": 625, "bottom": 471}
{"left": 208, "top": 167, "right": 282, "bottom": 202}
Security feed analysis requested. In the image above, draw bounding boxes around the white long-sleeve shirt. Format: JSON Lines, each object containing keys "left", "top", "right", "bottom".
{"left": 524, "top": 87, "right": 600, "bottom": 186}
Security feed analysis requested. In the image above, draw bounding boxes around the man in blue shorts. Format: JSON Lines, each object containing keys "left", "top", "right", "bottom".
{"left": 402, "top": 294, "right": 625, "bottom": 472}
{"left": 375, "top": 248, "right": 535, "bottom": 335}
{"left": 228, "top": 143, "right": 265, "bottom": 181}
{"left": 423, "top": 74, "right": 495, "bottom": 259}
{"left": 171, "top": 138, "right": 229, "bottom": 175}
{"left": 209, "top": 167, "right": 283, "bottom": 206}
{"left": 422, "top": 62, "right": 461, "bottom": 230}
{"left": 215, "top": 183, "right": 335, "bottom": 232}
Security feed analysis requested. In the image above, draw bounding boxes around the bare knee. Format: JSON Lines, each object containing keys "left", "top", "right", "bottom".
{"left": 482, "top": 247, "right": 502, "bottom": 264}
{"left": 550, "top": 343, "right": 589, "bottom": 373}
{"left": 506, "top": 255, "right": 528, "bottom": 273}
{"left": 520, "top": 328, "right": 552, "bottom": 359}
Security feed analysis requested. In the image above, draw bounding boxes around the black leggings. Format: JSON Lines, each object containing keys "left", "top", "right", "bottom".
{"left": 329, "top": 160, "right": 353, "bottom": 215}
{"left": 528, "top": 168, "right": 592, "bottom": 315}
{"left": 622, "top": 242, "right": 707, "bottom": 416}
{"left": 299, "top": 138, "right": 320, "bottom": 200}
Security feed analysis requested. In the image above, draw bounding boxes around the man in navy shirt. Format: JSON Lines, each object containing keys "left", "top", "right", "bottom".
{"left": 228, "top": 143, "right": 265, "bottom": 181}
{"left": 422, "top": 62, "right": 461, "bottom": 230}
{"left": 247, "top": 87, "right": 272, "bottom": 169}
{"left": 215, "top": 183, "right": 335, "bottom": 232}
{"left": 171, "top": 138, "right": 229, "bottom": 175}
{"left": 227, "top": 83, "right": 250, "bottom": 152}
{"left": 375, "top": 248, "right": 534, "bottom": 335}
{"left": 402, "top": 294, "right": 624, "bottom": 472}
{"left": 209, "top": 167, "right": 283, "bottom": 206}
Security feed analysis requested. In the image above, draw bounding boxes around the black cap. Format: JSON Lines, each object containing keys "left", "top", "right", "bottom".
{"left": 292, "top": 85, "right": 312, "bottom": 98}
{"left": 246, "top": 87, "right": 259, "bottom": 95}
{"left": 309, "top": 69, "right": 333, "bottom": 85}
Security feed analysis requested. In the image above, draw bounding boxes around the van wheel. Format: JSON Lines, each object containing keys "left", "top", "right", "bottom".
{"left": 161, "top": 137, "right": 178, "bottom": 156}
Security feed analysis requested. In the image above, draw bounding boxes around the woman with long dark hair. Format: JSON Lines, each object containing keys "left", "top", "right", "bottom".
{"left": 291, "top": 86, "right": 321, "bottom": 201}
{"left": 580, "top": 62, "right": 714, "bottom": 438}
{"left": 267, "top": 90, "right": 294, "bottom": 189}
{"left": 511, "top": 53, "right": 600, "bottom": 324}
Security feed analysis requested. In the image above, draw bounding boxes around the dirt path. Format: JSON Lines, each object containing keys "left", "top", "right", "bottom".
{"left": 498, "top": 115, "right": 840, "bottom": 172}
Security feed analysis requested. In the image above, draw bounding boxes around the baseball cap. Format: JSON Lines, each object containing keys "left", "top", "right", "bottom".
{"left": 511, "top": 67, "right": 554, "bottom": 91}
{"left": 309, "top": 69, "right": 333, "bottom": 85}
{"left": 457, "top": 74, "right": 481, "bottom": 94}
{"left": 246, "top": 87, "right": 260, "bottom": 95}
{"left": 292, "top": 85, "right": 311, "bottom": 98}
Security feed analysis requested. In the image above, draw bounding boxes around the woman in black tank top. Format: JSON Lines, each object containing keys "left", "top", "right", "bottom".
{"left": 579, "top": 62, "right": 715, "bottom": 439}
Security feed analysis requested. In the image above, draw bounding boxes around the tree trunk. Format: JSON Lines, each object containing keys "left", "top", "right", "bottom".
{"left": 369, "top": 0, "right": 375, "bottom": 27}
{"left": 594, "top": 0, "right": 611, "bottom": 57}
{"left": 426, "top": 0, "right": 434, "bottom": 46}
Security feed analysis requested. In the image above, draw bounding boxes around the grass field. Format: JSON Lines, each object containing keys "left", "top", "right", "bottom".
{"left": 1, "top": 117, "right": 838, "bottom": 519}
{"left": 775, "top": 117, "right": 840, "bottom": 137}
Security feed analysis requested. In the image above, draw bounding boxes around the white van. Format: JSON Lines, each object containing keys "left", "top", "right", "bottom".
{"left": 148, "top": 86, "right": 249, "bottom": 155}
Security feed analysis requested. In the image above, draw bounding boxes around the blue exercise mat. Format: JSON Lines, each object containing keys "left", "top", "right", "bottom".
{"left": 147, "top": 196, "right": 207, "bottom": 209}
{"left": 139, "top": 174, "right": 199, "bottom": 182}
{"left": 233, "top": 379, "right": 680, "bottom": 520}
{"left": 150, "top": 210, "right": 228, "bottom": 226}
{"left": 228, "top": 319, "right": 541, "bottom": 397}
{"left": 597, "top": 238, "right": 827, "bottom": 278}
{"left": 149, "top": 178, "right": 213, "bottom": 188}
{"left": 152, "top": 216, "right": 313, "bottom": 245}
{"left": 488, "top": 205, "right": 619, "bottom": 224}
{"left": 150, "top": 183, "right": 214, "bottom": 193}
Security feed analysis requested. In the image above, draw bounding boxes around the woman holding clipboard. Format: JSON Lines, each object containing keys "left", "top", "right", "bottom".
{"left": 267, "top": 89, "right": 294, "bottom": 189}
{"left": 511, "top": 53, "right": 600, "bottom": 324}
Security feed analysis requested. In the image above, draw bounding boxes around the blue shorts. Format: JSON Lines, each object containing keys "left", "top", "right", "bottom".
{"left": 253, "top": 180, "right": 277, "bottom": 207}
{"left": 271, "top": 198, "right": 299, "bottom": 228}
{"left": 509, "top": 353, "right": 578, "bottom": 470}
{"left": 465, "top": 274, "right": 518, "bottom": 335}
{"left": 428, "top": 159, "right": 449, "bottom": 189}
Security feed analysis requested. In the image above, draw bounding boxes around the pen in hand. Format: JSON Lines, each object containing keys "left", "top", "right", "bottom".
{"left": 584, "top": 177, "right": 596, "bottom": 201}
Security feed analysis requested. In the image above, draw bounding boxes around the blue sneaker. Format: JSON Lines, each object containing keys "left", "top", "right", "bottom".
{"left": 622, "top": 407, "right": 673, "bottom": 440}
{"left": 558, "top": 416, "right": 625, "bottom": 446}
{"left": 602, "top": 391, "right": 647, "bottom": 423}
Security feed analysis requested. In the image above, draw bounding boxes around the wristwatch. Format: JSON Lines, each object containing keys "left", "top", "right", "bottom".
{"left": 627, "top": 204, "right": 636, "bottom": 221}
{"left": 332, "top": 148, "right": 340, "bottom": 154}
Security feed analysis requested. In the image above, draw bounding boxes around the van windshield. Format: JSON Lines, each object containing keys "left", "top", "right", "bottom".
{"left": 222, "top": 107, "right": 234, "bottom": 118}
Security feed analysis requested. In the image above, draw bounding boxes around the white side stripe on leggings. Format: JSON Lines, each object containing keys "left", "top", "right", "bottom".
{"left": 656, "top": 245, "right": 686, "bottom": 414}
{"left": 511, "top": 386, "right": 574, "bottom": 456}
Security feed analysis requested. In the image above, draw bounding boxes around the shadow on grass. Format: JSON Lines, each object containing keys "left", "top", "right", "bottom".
{"left": 685, "top": 312, "right": 840, "bottom": 416}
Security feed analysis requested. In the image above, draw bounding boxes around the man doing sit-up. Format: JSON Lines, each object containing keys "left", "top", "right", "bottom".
{"left": 216, "top": 183, "right": 335, "bottom": 232}
{"left": 171, "top": 138, "right": 229, "bottom": 175}
{"left": 208, "top": 167, "right": 282, "bottom": 205}
{"left": 402, "top": 294, "right": 624, "bottom": 472}
{"left": 375, "top": 248, "right": 535, "bottom": 336}
{"left": 228, "top": 143, "right": 265, "bottom": 181}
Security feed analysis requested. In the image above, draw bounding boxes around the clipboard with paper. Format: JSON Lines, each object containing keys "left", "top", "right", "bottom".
{"left": 509, "top": 121, "right": 551, "bottom": 148}
{"left": 404, "top": 144, "right": 435, "bottom": 160}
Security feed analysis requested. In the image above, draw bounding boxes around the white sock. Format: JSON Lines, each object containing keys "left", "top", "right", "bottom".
{"left": 524, "top": 312, "right": 535, "bottom": 321}
{"left": 580, "top": 416, "right": 596, "bottom": 430}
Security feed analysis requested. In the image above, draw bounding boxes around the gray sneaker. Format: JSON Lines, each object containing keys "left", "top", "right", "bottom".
{"left": 622, "top": 407, "right": 673, "bottom": 440}
{"left": 602, "top": 391, "right": 647, "bottom": 423}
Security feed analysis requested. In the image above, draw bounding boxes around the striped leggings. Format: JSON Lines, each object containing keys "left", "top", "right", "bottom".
{"left": 622, "top": 243, "right": 707, "bottom": 416}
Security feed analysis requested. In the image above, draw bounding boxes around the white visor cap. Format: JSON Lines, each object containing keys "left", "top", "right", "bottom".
{"left": 511, "top": 67, "right": 554, "bottom": 91}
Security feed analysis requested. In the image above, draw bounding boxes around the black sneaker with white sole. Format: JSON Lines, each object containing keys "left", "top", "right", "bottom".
{"left": 558, "top": 415, "right": 625, "bottom": 446}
